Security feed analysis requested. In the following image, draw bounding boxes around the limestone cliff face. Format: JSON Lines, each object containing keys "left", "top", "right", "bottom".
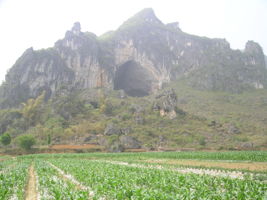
{"left": 101, "top": 8, "right": 267, "bottom": 93}
{"left": 0, "top": 47, "right": 74, "bottom": 107}
{"left": 54, "top": 22, "right": 112, "bottom": 89}
{"left": 0, "top": 8, "right": 266, "bottom": 108}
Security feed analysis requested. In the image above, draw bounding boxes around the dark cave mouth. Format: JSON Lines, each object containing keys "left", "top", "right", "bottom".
{"left": 114, "top": 60, "right": 153, "bottom": 97}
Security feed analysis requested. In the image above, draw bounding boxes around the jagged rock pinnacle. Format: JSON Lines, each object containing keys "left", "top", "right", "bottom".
{"left": 71, "top": 22, "right": 81, "bottom": 35}
{"left": 245, "top": 40, "right": 263, "bottom": 55}
{"left": 134, "top": 8, "right": 161, "bottom": 23}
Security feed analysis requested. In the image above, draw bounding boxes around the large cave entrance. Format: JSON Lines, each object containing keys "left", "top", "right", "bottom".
{"left": 114, "top": 60, "right": 154, "bottom": 97}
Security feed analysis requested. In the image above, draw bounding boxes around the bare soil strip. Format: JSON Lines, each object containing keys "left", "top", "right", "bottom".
{"left": 101, "top": 160, "right": 248, "bottom": 179}
{"left": 47, "top": 162, "right": 104, "bottom": 199}
{"left": 25, "top": 165, "right": 38, "bottom": 200}
{"left": 50, "top": 144, "right": 102, "bottom": 150}
{"left": 145, "top": 159, "right": 267, "bottom": 172}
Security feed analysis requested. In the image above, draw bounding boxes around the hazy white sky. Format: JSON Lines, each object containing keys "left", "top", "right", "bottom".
{"left": 0, "top": 0, "right": 266, "bottom": 82}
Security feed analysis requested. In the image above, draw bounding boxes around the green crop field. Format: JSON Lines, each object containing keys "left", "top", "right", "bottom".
{"left": 1, "top": 151, "right": 267, "bottom": 199}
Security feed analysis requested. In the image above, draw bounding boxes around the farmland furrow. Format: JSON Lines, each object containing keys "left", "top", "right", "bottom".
{"left": 102, "top": 160, "right": 248, "bottom": 179}
{"left": 49, "top": 158, "right": 267, "bottom": 199}
{"left": 35, "top": 160, "right": 89, "bottom": 199}
{"left": 25, "top": 165, "right": 38, "bottom": 200}
{"left": 144, "top": 159, "right": 267, "bottom": 172}
{"left": 47, "top": 162, "right": 105, "bottom": 200}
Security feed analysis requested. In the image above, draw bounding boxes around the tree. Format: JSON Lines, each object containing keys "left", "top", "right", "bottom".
{"left": 100, "top": 99, "right": 113, "bottom": 115}
{"left": 0, "top": 132, "right": 11, "bottom": 146}
{"left": 17, "top": 135, "right": 35, "bottom": 150}
{"left": 21, "top": 91, "right": 45, "bottom": 126}
{"left": 47, "top": 134, "right": 51, "bottom": 145}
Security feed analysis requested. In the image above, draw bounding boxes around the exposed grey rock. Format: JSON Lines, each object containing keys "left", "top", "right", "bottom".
{"left": 109, "top": 143, "right": 125, "bottom": 152}
{"left": 119, "top": 135, "right": 141, "bottom": 149}
{"left": 104, "top": 123, "right": 121, "bottom": 136}
{"left": 227, "top": 123, "right": 241, "bottom": 134}
{"left": 153, "top": 89, "right": 178, "bottom": 119}
{"left": 98, "top": 137, "right": 125, "bottom": 152}
{"left": 83, "top": 135, "right": 98, "bottom": 144}
{"left": 53, "top": 136, "right": 61, "bottom": 144}
{"left": 1, "top": 8, "right": 267, "bottom": 108}
{"left": 71, "top": 22, "right": 81, "bottom": 36}
{"left": 97, "top": 137, "right": 107, "bottom": 146}
{"left": 104, "top": 123, "right": 131, "bottom": 136}
{"left": 166, "top": 22, "right": 181, "bottom": 32}
{"left": 120, "top": 127, "right": 131, "bottom": 135}
{"left": 241, "top": 142, "right": 254, "bottom": 149}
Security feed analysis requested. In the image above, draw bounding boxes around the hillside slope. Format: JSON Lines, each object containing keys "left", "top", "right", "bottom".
{"left": 0, "top": 82, "right": 266, "bottom": 151}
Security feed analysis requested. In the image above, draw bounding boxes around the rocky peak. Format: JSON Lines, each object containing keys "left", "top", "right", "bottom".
{"left": 71, "top": 22, "right": 81, "bottom": 36}
{"left": 245, "top": 40, "right": 264, "bottom": 55}
{"left": 55, "top": 22, "right": 98, "bottom": 53}
{"left": 134, "top": 8, "right": 161, "bottom": 23}
{"left": 24, "top": 47, "right": 34, "bottom": 54}
{"left": 244, "top": 40, "right": 266, "bottom": 70}
{"left": 119, "top": 8, "right": 163, "bottom": 30}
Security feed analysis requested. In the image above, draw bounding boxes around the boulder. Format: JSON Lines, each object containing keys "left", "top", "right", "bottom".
{"left": 119, "top": 136, "right": 141, "bottom": 149}
{"left": 241, "top": 142, "right": 253, "bottom": 149}
{"left": 104, "top": 123, "right": 131, "bottom": 136}
{"left": 227, "top": 123, "right": 241, "bottom": 134}
{"left": 83, "top": 135, "right": 99, "bottom": 144}
{"left": 153, "top": 89, "right": 178, "bottom": 119}
{"left": 104, "top": 123, "right": 121, "bottom": 136}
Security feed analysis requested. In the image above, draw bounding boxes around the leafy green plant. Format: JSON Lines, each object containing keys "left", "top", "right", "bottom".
{"left": 0, "top": 159, "right": 30, "bottom": 200}
{"left": 35, "top": 160, "right": 88, "bottom": 199}
{"left": 16, "top": 134, "right": 35, "bottom": 150}
{"left": 47, "top": 134, "right": 51, "bottom": 145}
{"left": 199, "top": 137, "right": 206, "bottom": 146}
{"left": 0, "top": 132, "right": 11, "bottom": 146}
{"left": 48, "top": 158, "right": 267, "bottom": 199}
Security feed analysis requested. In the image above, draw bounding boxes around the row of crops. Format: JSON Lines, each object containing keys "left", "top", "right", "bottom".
{"left": 36, "top": 160, "right": 89, "bottom": 199}
{"left": 1, "top": 152, "right": 267, "bottom": 199}
{"left": 0, "top": 159, "right": 30, "bottom": 200}
{"left": 48, "top": 158, "right": 267, "bottom": 199}
{"left": 21, "top": 150, "right": 267, "bottom": 162}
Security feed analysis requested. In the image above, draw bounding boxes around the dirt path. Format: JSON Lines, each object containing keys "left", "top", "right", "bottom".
{"left": 25, "top": 165, "right": 38, "bottom": 200}
{"left": 145, "top": 159, "right": 267, "bottom": 172}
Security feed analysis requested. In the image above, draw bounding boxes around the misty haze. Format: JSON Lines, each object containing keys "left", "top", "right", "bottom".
{"left": 0, "top": 1, "right": 266, "bottom": 199}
